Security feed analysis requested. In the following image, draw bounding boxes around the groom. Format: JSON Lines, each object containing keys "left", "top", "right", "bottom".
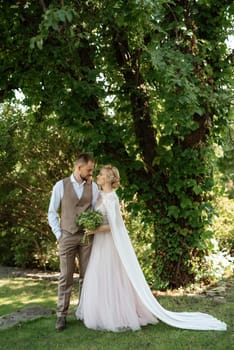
{"left": 48, "top": 153, "right": 99, "bottom": 331}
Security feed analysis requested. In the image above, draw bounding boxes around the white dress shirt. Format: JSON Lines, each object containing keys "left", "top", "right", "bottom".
{"left": 48, "top": 174, "right": 99, "bottom": 240}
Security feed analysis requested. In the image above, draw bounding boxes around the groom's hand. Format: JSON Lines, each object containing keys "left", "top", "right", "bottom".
{"left": 86, "top": 176, "right": 93, "bottom": 185}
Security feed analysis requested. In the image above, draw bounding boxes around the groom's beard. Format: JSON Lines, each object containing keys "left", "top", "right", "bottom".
{"left": 81, "top": 174, "right": 93, "bottom": 183}
{"left": 80, "top": 175, "right": 87, "bottom": 182}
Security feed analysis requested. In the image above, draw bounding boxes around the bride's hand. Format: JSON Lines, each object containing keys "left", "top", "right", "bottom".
{"left": 86, "top": 230, "right": 94, "bottom": 235}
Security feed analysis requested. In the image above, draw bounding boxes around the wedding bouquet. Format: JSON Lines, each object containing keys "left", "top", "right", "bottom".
{"left": 76, "top": 210, "right": 103, "bottom": 244}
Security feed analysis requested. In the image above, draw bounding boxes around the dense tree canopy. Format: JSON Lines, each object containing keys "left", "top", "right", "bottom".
{"left": 0, "top": 0, "right": 233, "bottom": 288}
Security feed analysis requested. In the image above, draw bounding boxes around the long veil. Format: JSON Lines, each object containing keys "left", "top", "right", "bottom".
{"left": 104, "top": 192, "right": 227, "bottom": 331}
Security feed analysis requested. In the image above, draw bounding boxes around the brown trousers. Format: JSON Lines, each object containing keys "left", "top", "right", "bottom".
{"left": 57, "top": 230, "right": 93, "bottom": 317}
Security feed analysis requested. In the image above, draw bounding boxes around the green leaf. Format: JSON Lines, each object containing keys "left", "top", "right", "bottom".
{"left": 58, "top": 10, "right": 66, "bottom": 22}
{"left": 167, "top": 205, "right": 180, "bottom": 219}
{"left": 66, "top": 10, "right": 73, "bottom": 23}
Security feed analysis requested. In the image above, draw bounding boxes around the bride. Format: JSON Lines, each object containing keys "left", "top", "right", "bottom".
{"left": 76, "top": 165, "right": 227, "bottom": 332}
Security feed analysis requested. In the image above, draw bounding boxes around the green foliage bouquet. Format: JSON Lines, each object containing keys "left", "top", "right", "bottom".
{"left": 76, "top": 210, "right": 103, "bottom": 244}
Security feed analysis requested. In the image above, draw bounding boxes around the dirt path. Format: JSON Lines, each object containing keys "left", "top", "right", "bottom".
{"left": 0, "top": 265, "right": 79, "bottom": 281}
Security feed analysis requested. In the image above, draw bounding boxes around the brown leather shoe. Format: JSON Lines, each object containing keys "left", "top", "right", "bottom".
{"left": 55, "top": 316, "right": 66, "bottom": 331}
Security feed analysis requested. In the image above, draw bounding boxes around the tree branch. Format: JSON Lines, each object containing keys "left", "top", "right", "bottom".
{"left": 111, "top": 29, "right": 158, "bottom": 171}
{"left": 39, "top": 0, "right": 47, "bottom": 12}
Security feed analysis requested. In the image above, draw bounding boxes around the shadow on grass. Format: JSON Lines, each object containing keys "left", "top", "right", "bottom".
{"left": 0, "top": 278, "right": 58, "bottom": 315}
{"left": 0, "top": 314, "right": 230, "bottom": 350}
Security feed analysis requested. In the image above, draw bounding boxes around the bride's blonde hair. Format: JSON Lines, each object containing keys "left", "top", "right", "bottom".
{"left": 102, "top": 164, "right": 120, "bottom": 189}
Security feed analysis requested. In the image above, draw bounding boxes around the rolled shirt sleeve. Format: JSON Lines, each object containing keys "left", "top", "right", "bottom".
{"left": 48, "top": 180, "right": 63, "bottom": 240}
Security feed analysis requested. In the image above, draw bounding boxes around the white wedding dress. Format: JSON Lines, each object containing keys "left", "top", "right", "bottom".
{"left": 76, "top": 191, "right": 227, "bottom": 332}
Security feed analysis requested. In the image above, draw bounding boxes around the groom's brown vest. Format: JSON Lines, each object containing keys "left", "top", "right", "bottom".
{"left": 60, "top": 177, "right": 92, "bottom": 234}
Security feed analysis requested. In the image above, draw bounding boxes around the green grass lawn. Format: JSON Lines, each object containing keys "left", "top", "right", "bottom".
{"left": 0, "top": 276, "right": 233, "bottom": 350}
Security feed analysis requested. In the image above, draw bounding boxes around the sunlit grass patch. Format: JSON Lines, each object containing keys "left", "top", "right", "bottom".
{"left": 0, "top": 278, "right": 57, "bottom": 315}
{"left": 0, "top": 276, "right": 233, "bottom": 350}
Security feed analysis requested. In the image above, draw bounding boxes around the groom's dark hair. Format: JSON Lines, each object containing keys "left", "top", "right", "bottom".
{"left": 76, "top": 153, "right": 94, "bottom": 165}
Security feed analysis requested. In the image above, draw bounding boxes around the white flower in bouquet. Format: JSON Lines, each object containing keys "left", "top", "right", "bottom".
{"left": 76, "top": 210, "right": 103, "bottom": 244}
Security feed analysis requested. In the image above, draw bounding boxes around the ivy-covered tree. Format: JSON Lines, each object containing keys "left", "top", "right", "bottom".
{"left": 216, "top": 109, "right": 234, "bottom": 198}
{"left": 0, "top": 0, "right": 233, "bottom": 287}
